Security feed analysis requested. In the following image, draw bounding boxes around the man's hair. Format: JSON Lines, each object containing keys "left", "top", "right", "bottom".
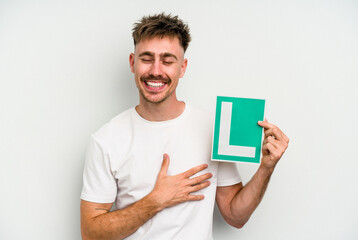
{"left": 132, "top": 13, "right": 191, "bottom": 52}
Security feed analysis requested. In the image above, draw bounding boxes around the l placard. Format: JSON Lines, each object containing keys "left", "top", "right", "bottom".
{"left": 212, "top": 96, "right": 265, "bottom": 163}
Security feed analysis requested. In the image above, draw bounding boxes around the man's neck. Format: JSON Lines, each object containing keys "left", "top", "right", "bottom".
{"left": 135, "top": 98, "right": 185, "bottom": 122}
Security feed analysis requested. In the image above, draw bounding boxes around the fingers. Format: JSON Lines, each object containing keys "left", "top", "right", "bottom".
{"left": 264, "top": 127, "right": 282, "bottom": 140}
{"left": 263, "top": 135, "right": 287, "bottom": 155}
{"left": 182, "top": 164, "right": 208, "bottom": 178}
{"left": 265, "top": 128, "right": 289, "bottom": 143}
{"left": 258, "top": 120, "right": 289, "bottom": 144}
{"left": 188, "top": 173, "right": 213, "bottom": 186}
{"left": 160, "top": 154, "right": 210, "bottom": 179}
{"left": 186, "top": 173, "right": 212, "bottom": 200}
{"left": 257, "top": 120, "right": 273, "bottom": 129}
{"left": 159, "top": 153, "right": 170, "bottom": 176}
{"left": 259, "top": 120, "right": 289, "bottom": 168}
{"left": 262, "top": 141, "right": 284, "bottom": 160}
{"left": 188, "top": 180, "right": 211, "bottom": 193}
{"left": 185, "top": 181, "right": 211, "bottom": 202}
{"left": 154, "top": 154, "right": 213, "bottom": 206}
{"left": 160, "top": 153, "right": 211, "bottom": 182}
{"left": 264, "top": 135, "right": 286, "bottom": 151}
{"left": 186, "top": 194, "right": 205, "bottom": 201}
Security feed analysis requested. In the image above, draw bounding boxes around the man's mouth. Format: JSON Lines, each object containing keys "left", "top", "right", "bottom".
{"left": 141, "top": 75, "right": 171, "bottom": 90}
{"left": 145, "top": 81, "right": 166, "bottom": 88}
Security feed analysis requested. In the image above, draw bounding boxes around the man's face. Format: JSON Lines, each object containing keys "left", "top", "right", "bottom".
{"left": 129, "top": 36, "right": 187, "bottom": 104}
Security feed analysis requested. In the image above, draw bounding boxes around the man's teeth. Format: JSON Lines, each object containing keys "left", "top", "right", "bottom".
{"left": 146, "top": 81, "right": 165, "bottom": 87}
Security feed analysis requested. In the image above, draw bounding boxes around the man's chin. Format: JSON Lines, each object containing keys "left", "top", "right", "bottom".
{"left": 141, "top": 94, "right": 168, "bottom": 104}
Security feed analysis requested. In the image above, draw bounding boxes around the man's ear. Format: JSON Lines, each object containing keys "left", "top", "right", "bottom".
{"left": 179, "top": 58, "right": 188, "bottom": 78}
{"left": 129, "top": 53, "right": 135, "bottom": 73}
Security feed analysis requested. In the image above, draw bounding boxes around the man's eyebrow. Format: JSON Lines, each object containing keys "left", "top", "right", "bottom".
{"left": 138, "top": 51, "right": 154, "bottom": 57}
{"left": 160, "top": 53, "right": 178, "bottom": 60}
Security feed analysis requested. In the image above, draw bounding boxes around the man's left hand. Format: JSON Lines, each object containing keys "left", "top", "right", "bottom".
{"left": 258, "top": 120, "right": 289, "bottom": 170}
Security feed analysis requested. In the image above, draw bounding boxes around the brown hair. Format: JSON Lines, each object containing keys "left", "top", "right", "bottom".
{"left": 132, "top": 13, "right": 191, "bottom": 52}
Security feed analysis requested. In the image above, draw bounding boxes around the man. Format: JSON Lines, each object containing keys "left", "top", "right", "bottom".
{"left": 81, "top": 13, "right": 289, "bottom": 240}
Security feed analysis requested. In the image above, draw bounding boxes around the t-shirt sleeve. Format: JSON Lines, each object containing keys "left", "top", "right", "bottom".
{"left": 80, "top": 136, "right": 117, "bottom": 203}
{"left": 216, "top": 162, "right": 242, "bottom": 187}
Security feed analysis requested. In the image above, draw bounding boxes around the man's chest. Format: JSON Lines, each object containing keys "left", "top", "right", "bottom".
{"left": 109, "top": 126, "right": 216, "bottom": 208}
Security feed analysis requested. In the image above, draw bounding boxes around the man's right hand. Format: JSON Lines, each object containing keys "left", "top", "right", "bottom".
{"left": 148, "top": 153, "right": 213, "bottom": 210}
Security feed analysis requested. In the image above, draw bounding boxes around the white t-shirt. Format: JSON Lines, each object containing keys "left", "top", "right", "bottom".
{"left": 81, "top": 104, "right": 241, "bottom": 240}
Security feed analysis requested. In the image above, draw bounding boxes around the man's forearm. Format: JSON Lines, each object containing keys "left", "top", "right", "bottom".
{"left": 82, "top": 194, "right": 162, "bottom": 240}
{"left": 230, "top": 166, "right": 274, "bottom": 226}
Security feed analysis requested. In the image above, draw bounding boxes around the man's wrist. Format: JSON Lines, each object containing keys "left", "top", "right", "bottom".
{"left": 144, "top": 192, "right": 165, "bottom": 213}
{"left": 258, "top": 164, "right": 275, "bottom": 177}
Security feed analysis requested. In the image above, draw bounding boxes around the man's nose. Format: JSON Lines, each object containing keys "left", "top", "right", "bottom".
{"left": 149, "top": 60, "right": 163, "bottom": 77}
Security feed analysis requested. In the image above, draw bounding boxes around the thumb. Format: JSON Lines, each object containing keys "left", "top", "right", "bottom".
{"left": 159, "top": 153, "right": 170, "bottom": 176}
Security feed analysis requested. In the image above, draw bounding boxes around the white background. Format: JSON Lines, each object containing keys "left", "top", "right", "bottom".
{"left": 1, "top": 0, "right": 357, "bottom": 239}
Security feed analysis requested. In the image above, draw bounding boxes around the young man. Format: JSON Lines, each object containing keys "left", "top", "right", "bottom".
{"left": 80, "top": 13, "right": 289, "bottom": 240}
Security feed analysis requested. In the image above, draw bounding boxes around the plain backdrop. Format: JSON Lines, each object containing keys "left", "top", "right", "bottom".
{"left": 1, "top": 0, "right": 357, "bottom": 239}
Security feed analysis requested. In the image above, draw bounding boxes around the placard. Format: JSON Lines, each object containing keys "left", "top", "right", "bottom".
{"left": 212, "top": 96, "right": 265, "bottom": 163}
